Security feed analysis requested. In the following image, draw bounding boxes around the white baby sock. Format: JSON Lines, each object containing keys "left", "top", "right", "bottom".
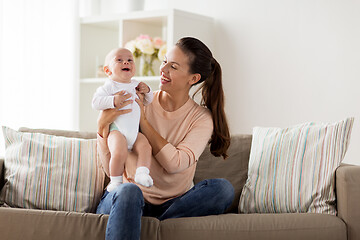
{"left": 107, "top": 176, "right": 123, "bottom": 192}
{"left": 134, "top": 167, "right": 153, "bottom": 187}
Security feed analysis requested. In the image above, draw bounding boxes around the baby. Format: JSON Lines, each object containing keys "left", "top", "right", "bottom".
{"left": 92, "top": 48, "right": 153, "bottom": 191}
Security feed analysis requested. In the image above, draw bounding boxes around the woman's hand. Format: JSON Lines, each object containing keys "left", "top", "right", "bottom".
{"left": 97, "top": 91, "right": 132, "bottom": 138}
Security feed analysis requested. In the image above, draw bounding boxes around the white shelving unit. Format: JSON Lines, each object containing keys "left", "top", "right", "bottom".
{"left": 78, "top": 9, "right": 214, "bottom": 131}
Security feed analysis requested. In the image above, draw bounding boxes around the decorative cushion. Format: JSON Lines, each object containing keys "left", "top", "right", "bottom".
{"left": 1, "top": 126, "right": 105, "bottom": 213}
{"left": 239, "top": 118, "right": 354, "bottom": 215}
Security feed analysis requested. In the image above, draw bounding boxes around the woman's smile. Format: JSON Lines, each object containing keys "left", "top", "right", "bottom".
{"left": 160, "top": 73, "right": 171, "bottom": 84}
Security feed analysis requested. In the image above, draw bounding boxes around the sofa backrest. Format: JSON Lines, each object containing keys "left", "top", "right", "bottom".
{"left": 195, "top": 134, "right": 252, "bottom": 213}
{"left": 16, "top": 128, "right": 252, "bottom": 213}
{"left": 18, "top": 127, "right": 97, "bottom": 139}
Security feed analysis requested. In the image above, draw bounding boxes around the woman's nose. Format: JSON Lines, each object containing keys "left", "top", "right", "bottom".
{"left": 160, "top": 62, "right": 167, "bottom": 72}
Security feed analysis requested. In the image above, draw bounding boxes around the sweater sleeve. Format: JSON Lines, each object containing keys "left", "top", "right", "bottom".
{"left": 154, "top": 112, "right": 213, "bottom": 174}
{"left": 92, "top": 86, "right": 115, "bottom": 110}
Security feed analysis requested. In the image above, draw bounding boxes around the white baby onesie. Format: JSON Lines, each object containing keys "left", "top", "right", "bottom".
{"left": 92, "top": 79, "right": 153, "bottom": 149}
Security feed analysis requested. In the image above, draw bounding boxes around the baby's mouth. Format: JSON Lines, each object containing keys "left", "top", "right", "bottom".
{"left": 122, "top": 68, "right": 130, "bottom": 71}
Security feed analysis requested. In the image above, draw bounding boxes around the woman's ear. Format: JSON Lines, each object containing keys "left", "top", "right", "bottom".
{"left": 189, "top": 73, "right": 201, "bottom": 85}
{"left": 104, "top": 66, "right": 112, "bottom": 76}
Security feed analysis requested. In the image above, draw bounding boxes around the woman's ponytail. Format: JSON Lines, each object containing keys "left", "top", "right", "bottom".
{"left": 176, "top": 37, "right": 230, "bottom": 159}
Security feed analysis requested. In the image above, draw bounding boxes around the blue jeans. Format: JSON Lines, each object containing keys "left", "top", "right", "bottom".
{"left": 96, "top": 178, "right": 234, "bottom": 240}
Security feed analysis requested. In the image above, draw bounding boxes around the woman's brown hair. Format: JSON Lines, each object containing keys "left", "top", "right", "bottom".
{"left": 176, "top": 37, "right": 230, "bottom": 159}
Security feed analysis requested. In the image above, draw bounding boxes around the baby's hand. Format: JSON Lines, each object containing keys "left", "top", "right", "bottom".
{"left": 113, "top": 91, "right": 131, "bottom": 109}
{"left": 136, "top": 82, "right": 150, "bottom": 94}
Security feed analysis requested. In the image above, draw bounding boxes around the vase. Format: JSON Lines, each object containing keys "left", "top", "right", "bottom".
{"left": 139, "top": 54, "right": 155, "bottom": 76}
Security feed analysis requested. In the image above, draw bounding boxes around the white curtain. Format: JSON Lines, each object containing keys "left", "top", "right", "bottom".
{"left": 0, "top": 0, "right": 78, "bottom": 156}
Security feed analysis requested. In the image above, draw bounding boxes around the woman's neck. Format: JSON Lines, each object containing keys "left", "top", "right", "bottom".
{"left": 159, "top": 91, "right": 190, "bottom": 112}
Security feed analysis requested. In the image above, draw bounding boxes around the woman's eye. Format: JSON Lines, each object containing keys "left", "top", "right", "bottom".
{"left": 171, "top": 65, "right": 177, "bottom": 69}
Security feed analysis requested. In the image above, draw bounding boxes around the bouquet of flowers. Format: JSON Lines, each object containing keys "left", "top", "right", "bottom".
{"left": 125, "top": 34, "right": 167, "bottom": 76}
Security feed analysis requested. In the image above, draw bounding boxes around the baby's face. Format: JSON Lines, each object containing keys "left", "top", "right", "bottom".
{"left": 107, "top": 48, "right": 136, "bottom": 83}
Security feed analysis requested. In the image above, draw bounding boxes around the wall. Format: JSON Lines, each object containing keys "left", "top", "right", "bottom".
{"left": 155, "top": 0, "right": 360, "bottom": 165}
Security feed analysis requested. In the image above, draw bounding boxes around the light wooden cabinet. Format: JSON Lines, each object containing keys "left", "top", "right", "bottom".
{"left": 78, "top": 9, "right": 214, "bottom": 131}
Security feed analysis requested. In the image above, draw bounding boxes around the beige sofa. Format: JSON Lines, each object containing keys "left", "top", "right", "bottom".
{"left": 0, "top": 128, "right": 359, "bottom": 240}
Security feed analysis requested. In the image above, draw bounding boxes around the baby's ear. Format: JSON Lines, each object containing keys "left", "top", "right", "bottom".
{"left": 103, "top": 66, "right": 111, "bottom": 76}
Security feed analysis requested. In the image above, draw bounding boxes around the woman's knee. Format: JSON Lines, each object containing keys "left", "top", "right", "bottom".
{"left": 211, "top": 178, "right": 235, "bottom": 207}
{"left": 112, "top": 183, "right": 144, "bottom": 207}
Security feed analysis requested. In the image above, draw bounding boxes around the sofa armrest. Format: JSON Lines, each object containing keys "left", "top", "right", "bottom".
{"left": 336, "top": 163, "right": 360, "bottom": 240}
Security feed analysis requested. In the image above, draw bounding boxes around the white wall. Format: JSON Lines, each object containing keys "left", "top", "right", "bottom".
{"left": 0, "top": 1, "right": 78, "bottom": 157}
{"left": 156, "top": 0, "right": 360, "bottom": 165}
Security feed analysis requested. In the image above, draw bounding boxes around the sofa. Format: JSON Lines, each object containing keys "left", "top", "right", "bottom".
{"left": 0, "top": 127, "right": 359, "bottom": 240}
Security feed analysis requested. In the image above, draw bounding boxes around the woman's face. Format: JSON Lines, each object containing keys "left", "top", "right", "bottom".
{"left": 159, "top": 46, "right": 197, "bottom": 94}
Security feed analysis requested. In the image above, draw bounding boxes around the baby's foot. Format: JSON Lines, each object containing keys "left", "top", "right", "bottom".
{"left": 106, "top": 181, "right": 122, "bottom": 192}
{"left": 107, "top": 176, "right": 123, "bottom": 192}
{"left": 135, "top": 167, "right": 153, "bottom": 187}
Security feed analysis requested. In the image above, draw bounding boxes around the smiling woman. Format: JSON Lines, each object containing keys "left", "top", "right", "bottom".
{"left": 0, "top": 0, "right": 78, "bottom": 156}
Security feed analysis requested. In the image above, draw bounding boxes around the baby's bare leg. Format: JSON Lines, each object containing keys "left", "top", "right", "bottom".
{"left": 133, "top": 133, "right": 152, "bottom": 169}
{"left": 133, "top": 133, "right": 153, "bottom": 187}
{"left": 107, "top": 130, "right": 128, "bottom": 191}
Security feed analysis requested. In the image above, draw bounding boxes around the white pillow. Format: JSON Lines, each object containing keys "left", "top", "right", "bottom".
{"left": 1, "top": 126, "right": 105, "bottom": 213}
{"left": 239, "top": 118, "right": 354, "bottom": 215}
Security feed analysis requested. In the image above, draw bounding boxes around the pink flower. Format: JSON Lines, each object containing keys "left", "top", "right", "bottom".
{"left": 136, "top": 34, "right": 152, "bottom": 41}
{"left": 153, "top": 37, "right": 164, "bottom": 49}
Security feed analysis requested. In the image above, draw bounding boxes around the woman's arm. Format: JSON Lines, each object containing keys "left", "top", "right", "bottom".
{"left": 135, "top": 98, "right": 213, "bottom": 174}
{"left": 154, "top": 118, "right": 213, "bottom": 174}
{"left": 135, "top": 98, "right": 168, "bottom": 155}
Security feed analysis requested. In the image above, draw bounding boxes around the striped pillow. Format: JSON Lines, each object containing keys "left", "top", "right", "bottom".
{"left": 1, "top": 126, "right": 105, "bottom": 213}
{"left": 239, "top": 118, "right": 354, "bottom": 215}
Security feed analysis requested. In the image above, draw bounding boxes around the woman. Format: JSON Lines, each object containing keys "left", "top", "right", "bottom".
{"left": 96, "top": 37, "right": 234, "bottom": 240}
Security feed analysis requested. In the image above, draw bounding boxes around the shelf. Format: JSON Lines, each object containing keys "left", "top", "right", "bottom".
{"left": 80, "top": 9, "right": 202, "bottom": 24}
{"left": 80, "top": 76, "right": 161, "bottom": 84}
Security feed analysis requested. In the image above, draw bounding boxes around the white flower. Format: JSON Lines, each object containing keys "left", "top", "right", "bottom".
{"left": 136, "top": 38, "right": 155, "bottom": 55}
{"left": 158, "top": 44, "right": 167, "bottom": 61}
{"left": 125, "top": 40, "right": 136, "bottom": 53}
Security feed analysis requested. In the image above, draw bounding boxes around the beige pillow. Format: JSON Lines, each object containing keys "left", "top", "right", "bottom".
{"left": 239, "top": 118, "right": 354, "bottom": 215}
{"left": 1, "top": 126, "right": 104, "bottom": 213}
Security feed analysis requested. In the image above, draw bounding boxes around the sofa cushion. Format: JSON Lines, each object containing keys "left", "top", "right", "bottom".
{"left": 159, "top": 213, "right": 346, "bottom": 240}
{"left": 194, "top": 134, "right": 252, "bottom": 213}
{"left": 0, "top": 207, "right": 159, "bottom": 240}
{"left": 239, "top": 118, "right": 354, "bottom": 215}
{"left": 1, "top": 126, "right": 104, "bottom": 213}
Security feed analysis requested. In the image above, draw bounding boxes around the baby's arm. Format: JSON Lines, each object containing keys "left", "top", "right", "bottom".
{"left": 92, "top": 86, "right": 115, "bottom": 110}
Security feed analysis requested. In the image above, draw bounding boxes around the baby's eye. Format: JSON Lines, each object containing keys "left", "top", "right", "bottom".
{"left": 128, "top": 59, "right": 133, "bottom": 62}
{"left": 117, "top": 59, "right": 123, "bottom": 62}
